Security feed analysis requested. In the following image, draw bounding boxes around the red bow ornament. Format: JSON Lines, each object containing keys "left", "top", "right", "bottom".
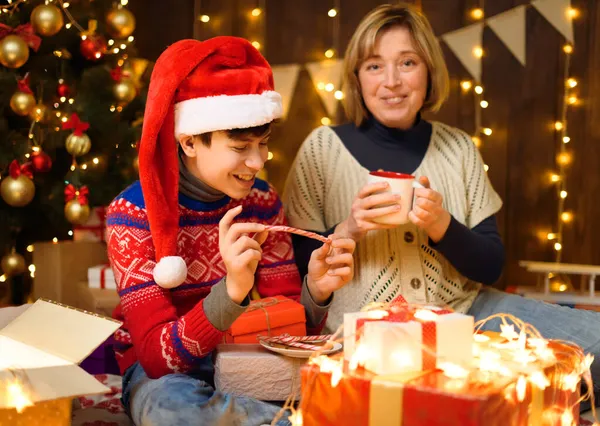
{"left": 62, "top": 113, "right": 90, "bottom": 136}
{"left": 8, "top": 160, "right": 33, "bottom": 179}
{"left": 64, "top": 184, "right": 89, "bottom": 205}
{"left": 110, "top": 66, "right": 130, "bottom": 82}
{"left": 16, "top": 74, "right": 33, "bottom": 94}
{"left": 0, "top": 24, "right": 41, "bottom": 51}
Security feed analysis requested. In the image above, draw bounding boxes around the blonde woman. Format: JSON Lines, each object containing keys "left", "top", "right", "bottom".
{"left": 283, "top": 3, "right": 599, "bottom": 409}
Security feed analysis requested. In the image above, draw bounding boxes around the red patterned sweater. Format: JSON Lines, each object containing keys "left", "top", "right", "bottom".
{"left": 106, "top": 179, "right": 313, "bottom": 378}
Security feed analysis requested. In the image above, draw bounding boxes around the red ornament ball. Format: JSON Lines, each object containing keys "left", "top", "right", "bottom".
{"left": 31, "top": 150, "right": 52, "bottom": 173}
{"left": 57, "top": 82, "right": 70, "bottom": 98}
{"left": 80, "top": 36, "right": 106, "bottom": 61}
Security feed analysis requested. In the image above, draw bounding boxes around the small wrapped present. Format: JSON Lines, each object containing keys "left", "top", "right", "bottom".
{"left": 87, "top": 264, "right": 116, "bottom": 289}
{"left": 344, "top": 304, "right": 473, "bottom": 375}
{"left": 73, "top": 206, "right": 107, "bottom": 242}
{"left": 224, "top": 296, "right": 306, "bottom": 344}
{"left": 214, "top": 344, "right": 303, "bottom": 401}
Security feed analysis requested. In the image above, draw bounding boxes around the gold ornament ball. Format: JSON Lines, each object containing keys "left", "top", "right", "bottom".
{"left": 30, "top": 4, "right": 64, "bottom": 37}
{"left": 65, "top": 200, "right": 90, "bottom": 225}
{"left": 1, "top": 252, "right": 26, "bottom": 276}
{"left": 0, "top": 35, "right": 30, "bottom": 69}
{"left": 113, "top": 80, "right": 136, "bottom": 105}
{"left": 29, "top": 103, "right": 48, "bottom": 123}
{"left": 0, "top": 175, "right": 35, "bottom": 207}
{"left": 106, "top": 8, "right": 136, "bottom": 39}
{"left": 10, "top": 91, "right": 36, "bottom": 116}
{"left": 65, "top": 132, "right": 92, "bottom": 157}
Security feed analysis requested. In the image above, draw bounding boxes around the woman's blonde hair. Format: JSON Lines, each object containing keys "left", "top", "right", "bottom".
{"left": 342, "top": 3, "right": 449, "bottom": 126}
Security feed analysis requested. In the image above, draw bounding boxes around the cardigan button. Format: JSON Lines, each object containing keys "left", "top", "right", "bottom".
{"left": 410, "top": 278, "right": 422, "bottom": 289}
{"left": 404, "top": 231, "right": 414, "bottom": 243}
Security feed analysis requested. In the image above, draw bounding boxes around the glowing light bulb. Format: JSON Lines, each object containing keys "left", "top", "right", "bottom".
{"left": 550, "top": 174, "right": 561, "bottom": 183}
{"left": 474, "top": 85, "right": 483, "bottom": 94}
{"left": 473, "top": 46, "right": 484, "bottom": 58}
{"left": 471, "top": 8, "right": 484, "bottom": 19}
{"left": 199, "top": 15, "right": 210, "bottom": 23}
{"left": 554, "top": 121, "right": 564, "bottom": 131}
{"left": 560, "top": 190, "right": 568, "bottom": 199}
{"left": 325, "top": 49, "right": 335, "bottom": 58}
{"left": 461, "top": 80, "right": 472, "bottom": 91}
{"left": 554, "top": 242, "right": 562, "bottom": 251}
{"left": 563, "top": 136, "right": 570, "bottom": 144}
{"left": 334, "top": 90, "right": 344, "bottom": 100}
{"left": 328, "top": 8, "right": 337, "bottom": 17}
{"left": 547, "top": 233, "right": 557, "bottom": 240}
{"left": 472, "top": 136, "right": 481, "bottom": 148}
{"left": 480, "top": 100, "right": 489, "bottom": 108}
{"left": 563, "top": 44, "right": 573, "bottom": 54}
{"left": 566, "top": 78, "right": 577, "bottom": 88}
{"left": 561, "top": 212, "right": 573, "bottom": 223}
{"left": 251, "top": 8, "right": 262, "bottom": 17}
{"left": 321, "top": 117, "right": 331, "bottom": 126}
{"left": 483, "top": 128, "right": 492, "bottom": 136}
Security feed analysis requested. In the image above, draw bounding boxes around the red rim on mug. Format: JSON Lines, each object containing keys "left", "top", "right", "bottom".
{"left": 369, "top": 171, "right": 415, "bottom": 179}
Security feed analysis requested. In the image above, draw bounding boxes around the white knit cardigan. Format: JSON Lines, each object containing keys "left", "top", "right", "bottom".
{"left": 282, "top": 122, "right": 503, "bottom": 333}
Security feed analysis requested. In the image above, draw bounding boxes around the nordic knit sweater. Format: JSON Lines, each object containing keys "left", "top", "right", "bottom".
{"left": 107, "top": 179, "right": 327, "bottom": 378}
{"left": 282, "top": 123, "right": 503, "bottom": 333}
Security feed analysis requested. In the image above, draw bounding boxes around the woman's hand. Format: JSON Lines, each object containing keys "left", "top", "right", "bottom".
{"left": 408, "top": 176, "right": 451, "bottom": 243}
{"left": 219, "top": 206, "right": 269, "bottom": 304}
{"left": 336, "top": 182, "right": 400, "bottom": 241}
{"left": 306, "top": 237, "right": 356, "bottom": 304}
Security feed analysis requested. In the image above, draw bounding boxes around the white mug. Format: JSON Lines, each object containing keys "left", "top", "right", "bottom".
{"left": 367, "top": 171, "right": 424, "bottom": 225}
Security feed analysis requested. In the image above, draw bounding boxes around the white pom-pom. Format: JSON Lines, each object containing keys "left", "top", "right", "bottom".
{"left": 153, "top": 256, "right": 187, "bottom": 289}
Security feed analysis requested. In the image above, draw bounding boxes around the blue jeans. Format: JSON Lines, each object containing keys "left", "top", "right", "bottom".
{"left": 468, "top": 287, "right": 600, "bottom": 410}
{"left": 121, "top": 358, "right": 291, "bottom": 426}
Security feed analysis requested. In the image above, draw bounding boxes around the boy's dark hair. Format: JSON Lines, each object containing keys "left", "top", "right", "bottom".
{"left": 196, "top": 123, "right": 271, "bottom": 146}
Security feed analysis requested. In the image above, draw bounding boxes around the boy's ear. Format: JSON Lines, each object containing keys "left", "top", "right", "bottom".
{"left": 178, "top": 134, "right": 197, "bottom": 158}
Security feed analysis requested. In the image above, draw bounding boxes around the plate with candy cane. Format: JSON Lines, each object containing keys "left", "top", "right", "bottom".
{"left": 258, "top": 334, "right": 341, "bottom": 358}
{"left": 264, "top": 226, "right": 332, "bottom": 245}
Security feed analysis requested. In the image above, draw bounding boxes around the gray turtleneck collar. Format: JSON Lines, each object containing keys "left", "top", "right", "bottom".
{"left": 178, "top": 151, "right": 226, "bottom": 202}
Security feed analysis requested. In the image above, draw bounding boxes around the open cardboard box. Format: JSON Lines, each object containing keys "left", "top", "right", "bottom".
{"left": 0, "top": 299, "right": 121, "bottom": 413}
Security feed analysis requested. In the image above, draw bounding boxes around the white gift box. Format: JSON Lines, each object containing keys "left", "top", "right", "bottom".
{"left": 87, "top": 265, "right": 116, "bottom": 289}
{"left": 344, "top": 308, "right": 474, "bottom": 375}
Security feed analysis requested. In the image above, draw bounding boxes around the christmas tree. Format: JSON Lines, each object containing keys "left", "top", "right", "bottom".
{"left": 0, "top": 0, "right": 150, "bottom": 303}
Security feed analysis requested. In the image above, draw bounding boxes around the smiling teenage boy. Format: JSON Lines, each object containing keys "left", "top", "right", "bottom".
{"left": 105, "top": 37, "right": 355, "bottom": 426}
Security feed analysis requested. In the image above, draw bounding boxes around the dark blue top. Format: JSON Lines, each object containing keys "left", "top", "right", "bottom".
{"left": 291, "top": 117, "right": 504, "bottom": 285}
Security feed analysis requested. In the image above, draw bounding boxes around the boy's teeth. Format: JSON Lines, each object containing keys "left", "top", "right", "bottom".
{"left": 235, "top": 174, "right": 254, "bottom": 181}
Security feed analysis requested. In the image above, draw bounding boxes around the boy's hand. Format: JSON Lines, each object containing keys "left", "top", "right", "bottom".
{"left": 219, "top": 206, "right": 268, "bottom": 304}
{"left": 306, "top": 237, "right": 356, "bottom": 304}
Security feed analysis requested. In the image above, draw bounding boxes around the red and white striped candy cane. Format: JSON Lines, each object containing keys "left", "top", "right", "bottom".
{"left": 264, "top": 225, "right": 332, "bottom": 244}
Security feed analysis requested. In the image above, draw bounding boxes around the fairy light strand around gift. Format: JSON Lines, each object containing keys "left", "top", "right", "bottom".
{"left": 276, "top": 300, "right": 598, "bottom": 426}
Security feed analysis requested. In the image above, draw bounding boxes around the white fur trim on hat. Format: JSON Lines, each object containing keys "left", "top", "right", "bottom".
{"left": 153, "top": 256, "right": 188, "bottom": 289}
{"left": 174, "top": 91, "right": 282, "bottom": 138}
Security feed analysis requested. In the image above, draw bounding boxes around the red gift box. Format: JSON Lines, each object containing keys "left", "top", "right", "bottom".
{"left": 74, "top": 206, "right": 107, "bottom": 242}
{"left": 299, "top": 338, "right": 582, "bottom": 426}
{"left": 223, "top": 296, "right": 306, "bottom": 344}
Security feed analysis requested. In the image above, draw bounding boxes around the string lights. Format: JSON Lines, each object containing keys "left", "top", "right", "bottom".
{"left": 317, "top": 0, "right": 341, "bottom": 126}
{"left": 461, "top": 2, "right": 488, "bottom": 167}
{"left": 462, "top": 3, "right": 580, "bottom": 262}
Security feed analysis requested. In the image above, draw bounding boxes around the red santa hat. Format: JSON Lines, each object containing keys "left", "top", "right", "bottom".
{"left": 138, "top": 37, "right": 282, "bottom": 289}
